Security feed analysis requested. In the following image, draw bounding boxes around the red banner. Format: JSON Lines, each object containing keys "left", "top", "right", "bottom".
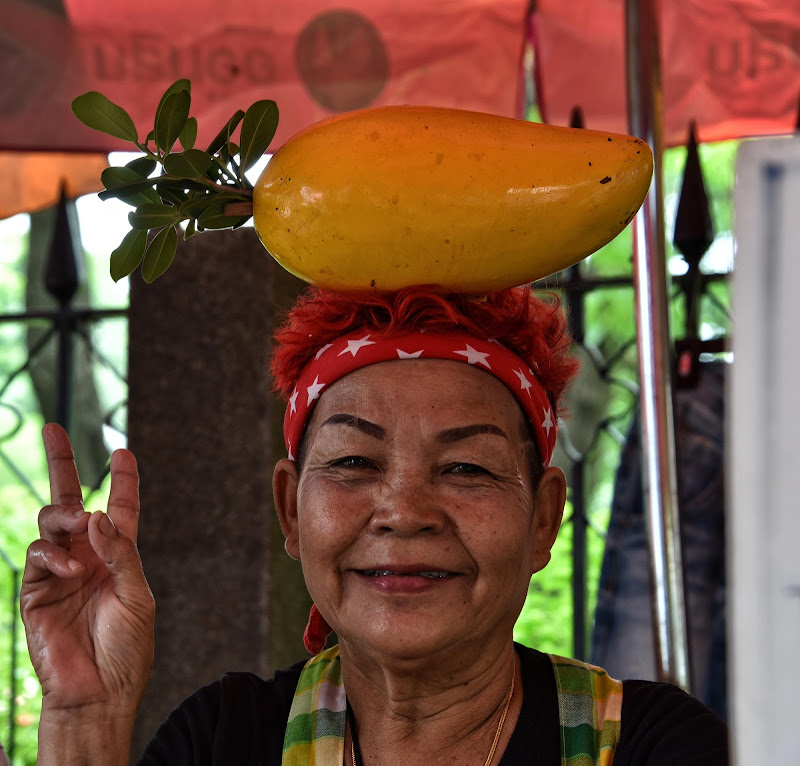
{"left": 534, "top": 0, "right": 800, "bottom": 145}
{"left": 0, "top": 0, "right": 529, "bottom": 154}
{"left": 1, "top": 0, "right": 797, "bottom": 157}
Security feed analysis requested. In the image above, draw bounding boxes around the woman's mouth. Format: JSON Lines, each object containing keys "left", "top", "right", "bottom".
{"left": 354, "top": 568, "right": 459, "bottom": 593}
{"left": 360, "top": 569, "right": 453, "bottom": 579}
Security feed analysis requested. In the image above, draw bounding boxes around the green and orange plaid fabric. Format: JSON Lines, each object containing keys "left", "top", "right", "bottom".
{"left": 549, "top": 655, "right": 623, "bottom": 766}
{"left": 282, "top": 647, "right": 622, "bottom": 765}
{"left": 282, "top": 646, "right": 346, "bottom": 766}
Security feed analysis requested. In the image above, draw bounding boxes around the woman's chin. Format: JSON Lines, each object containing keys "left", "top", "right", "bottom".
{"left": 335, "top": 609, "right": 501, "bottom": 664}
{"left": 341, "top": 627, "right": 461, "bottom": 663}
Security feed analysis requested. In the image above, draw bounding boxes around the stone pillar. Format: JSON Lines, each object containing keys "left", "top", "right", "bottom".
{"left": 128, "top": 228, "right": 312, "bottom": 760}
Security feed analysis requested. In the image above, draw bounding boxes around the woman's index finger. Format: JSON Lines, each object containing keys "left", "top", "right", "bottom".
{"left": 107, "top": 449, "right": 140, "bottom": 541}
{"left": 42, "top": 423, "right": 84, "bottom": 507}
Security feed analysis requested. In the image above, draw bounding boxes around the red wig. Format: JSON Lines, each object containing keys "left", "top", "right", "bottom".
{"left": 270, "top": 286, "right": 578, "bottom": 417}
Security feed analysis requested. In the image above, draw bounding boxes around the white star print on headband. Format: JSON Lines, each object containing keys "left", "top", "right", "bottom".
{"left": 283, "top": 330, "right": 559, "bottom": 467}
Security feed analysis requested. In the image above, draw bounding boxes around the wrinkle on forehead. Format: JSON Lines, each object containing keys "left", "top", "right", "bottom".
{"left": 313, "top": 360, "right": 520, "bottom": 430}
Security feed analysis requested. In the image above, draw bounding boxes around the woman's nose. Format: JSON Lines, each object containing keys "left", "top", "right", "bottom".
{"left": 369, "top": 473, "right": 446, "bottom": 536}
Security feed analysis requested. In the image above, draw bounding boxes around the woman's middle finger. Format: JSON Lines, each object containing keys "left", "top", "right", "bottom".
{"left": 37, "top": 505, "right": 91, "bottom": 545}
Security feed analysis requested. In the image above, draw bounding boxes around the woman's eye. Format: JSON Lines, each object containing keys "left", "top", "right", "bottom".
{"left": 333, "top": 456, "right": 373, "bottom": 469}
{"left": 447, "top": 462, "right": 489, "bottom": 475}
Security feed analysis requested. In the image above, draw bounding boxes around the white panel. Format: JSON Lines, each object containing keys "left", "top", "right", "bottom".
{"left": 731, "top": 136, "right": 800, "bottom": 764}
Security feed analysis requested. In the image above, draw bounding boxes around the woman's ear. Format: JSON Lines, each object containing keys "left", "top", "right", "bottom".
{"left": 273, "top": 458, "right": 300, "bottom": 559}
{"left": 530, "top": 466, "right": 567, "bottom": 574}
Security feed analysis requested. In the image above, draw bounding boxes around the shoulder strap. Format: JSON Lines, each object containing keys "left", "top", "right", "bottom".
{"left": 282, "top": 646, "right": 346, "bottom": 766}
{"left": 548, "top": 655, "right": 623, "bottom": 766}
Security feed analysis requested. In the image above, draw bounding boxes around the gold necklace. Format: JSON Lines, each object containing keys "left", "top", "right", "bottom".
{"left": 350, "top": 657, "right": 516, "bottom": 766}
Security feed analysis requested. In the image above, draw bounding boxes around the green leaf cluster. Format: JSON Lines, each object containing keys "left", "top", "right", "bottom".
{"left": 72, "top": 80, "right": 280, "bottom": 283}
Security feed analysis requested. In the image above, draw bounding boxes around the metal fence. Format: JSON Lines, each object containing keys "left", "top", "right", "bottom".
{"left": 533, "top": 264, "right": 729, "bottom": 662}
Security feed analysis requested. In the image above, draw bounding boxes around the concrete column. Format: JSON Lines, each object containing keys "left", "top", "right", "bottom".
{"left": 127, "top": 228, "right": 311, "bottom": 760}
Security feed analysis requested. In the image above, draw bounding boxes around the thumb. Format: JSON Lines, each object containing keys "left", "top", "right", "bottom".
{"left": 87, "top": 511, "right": 152, "bottom": 605}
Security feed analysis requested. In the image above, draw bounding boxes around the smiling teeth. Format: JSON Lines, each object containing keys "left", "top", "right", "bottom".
{"left": 363, "top": 570, "right": 449, "bottom": 579}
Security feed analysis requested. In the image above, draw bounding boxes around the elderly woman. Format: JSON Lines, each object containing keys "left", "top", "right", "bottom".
{"left": 21, "top": 285, "right": 728, "bottom": 765}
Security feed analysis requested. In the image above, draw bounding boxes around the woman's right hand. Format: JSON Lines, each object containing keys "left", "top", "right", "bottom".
{"left": 21, "top": 424, "right": 155, "bottom": 728}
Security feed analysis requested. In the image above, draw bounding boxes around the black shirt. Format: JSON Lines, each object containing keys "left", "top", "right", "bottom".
{"left": 138, "top": 645, "right": 729, "bottom": 765}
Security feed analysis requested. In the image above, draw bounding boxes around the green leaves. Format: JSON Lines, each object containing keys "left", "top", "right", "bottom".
{"left": 206, "top": 110, "right": 245, "bottom": 155}
{"left": 197, "top": 200, "right": 251, "bottom": 230}
{"left": 239, "top": 100, "right": 279, "bottom": 172}
{"left": 180, "top": 117, "right": 198, "bottom": 151}
{"left": 71, "top": 78, "right": 273, "bottom": 282}
{"left": 154, "top": 89, "right": 191, "bottom": 155}
{"left": 129, "top": 203, "right": 181, "bottom": 230}
{"left": 163, "top": 149, "right": 213, "bottom": 178}
{"left": 72, "top": 92, "right": 139, "bottom": 142}
{"left": 126, "top": 157, "right": 157, "bottom": 177}
{"left": 141, "top": 226, "right": 179, "bottom": 283}
{"left": 110, "top": 229, "right": 147, "bottom": 282}
{"left": 101, "top": 166, "right": 161, "bottom": 206}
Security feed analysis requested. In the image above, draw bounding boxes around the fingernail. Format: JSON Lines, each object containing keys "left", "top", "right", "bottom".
{"left": 74, "top": 510, "right": 86, "bottom": 519}
{"left": 98, "top": 514, "right": 115, "bottom": 537}
{"left": 67, "top": 559, "right": 83, "bottom": 572}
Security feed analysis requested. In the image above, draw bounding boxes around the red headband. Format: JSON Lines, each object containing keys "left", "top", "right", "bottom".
{"left": 284, "top": 330, "right": 557, "bottom": 467}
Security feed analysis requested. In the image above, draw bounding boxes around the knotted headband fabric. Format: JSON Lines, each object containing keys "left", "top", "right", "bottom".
{"left": 283, "top": 330, "right": 558, "bottom": 468}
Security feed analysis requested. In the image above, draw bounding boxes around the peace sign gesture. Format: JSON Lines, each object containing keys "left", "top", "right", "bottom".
{"left": 20, "top": 424, "right": 154, "bottom": 764}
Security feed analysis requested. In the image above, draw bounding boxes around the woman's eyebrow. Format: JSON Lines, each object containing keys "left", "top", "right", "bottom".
{"left": 437, "top": 424, "right": 509, "bottom": 443}
{"left": 320, "top": 413, "right": 386, "bottom": 440}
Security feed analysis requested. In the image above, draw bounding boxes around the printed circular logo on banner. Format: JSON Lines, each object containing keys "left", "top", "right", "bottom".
{"left": 295, "top": 11, "right": 389, "bottom": 112}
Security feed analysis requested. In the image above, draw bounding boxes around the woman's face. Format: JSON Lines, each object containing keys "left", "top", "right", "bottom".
{"left": 274, "top": 359, "right": 565, "bottom": 661}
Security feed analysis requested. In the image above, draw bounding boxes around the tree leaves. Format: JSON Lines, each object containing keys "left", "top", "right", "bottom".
{"left": 72, "top": 92, "right": 139, "bottom": 142}
{"left": 71, "top": 78, "right": 272, "bottom": 282}
{"left": 155, "top": 79, "right": 191, "bottom": 124}
{"left": 239, "top": 100, "right": 279, "bottom": 172}
{"left": 129, "top": 203, "right": 181, "bottom": 230}
{"left": 110, "top": 229, "right": 147, "bottom": 281}
{"left": 197, "top": 200, "right": 251, "bottom": 230}
{"left": 163, "top": 149, "right": 213, "bottom": 178}
{"left": 154, "top": 89, "right": 191, "bottom": 155}
{"left": 101, "top": 166, "right": 160, "bottom": 206}
{"left": 180, "top": 117, "right": 198, "bottom": 151}
{"left": 179, "top": 196, "right": 219, "bottom": 219}
{"left": 98, "top": 178, "right": 159, "bottom": 204}
{"left": 126, "top": 157, "right": 157, "bottom": 177}
{"left": 141, "top": 226, "right": 179, "bottom": 283}
{"left": 206, "top": 110, "right": 245, "bottom": 155}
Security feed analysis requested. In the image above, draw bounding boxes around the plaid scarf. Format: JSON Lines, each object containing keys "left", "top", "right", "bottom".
{"left": 550, "top": 655, "right": 623, "bottom": 765}
{"left": 282, "top": 646, "right": 622, "bottom": 766}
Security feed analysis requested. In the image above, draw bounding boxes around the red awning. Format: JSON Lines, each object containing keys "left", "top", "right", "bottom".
{"left": 0, "top": 0, "right": 529, "bottom": 154}
{"left": 534, "top": 0, "right": 800, "bottom": 145}
{"left": 0, "top": 0, "right": 797, "bottom": 217}
{"left": 3, "top": 0, "right": 798, "bottom": 155}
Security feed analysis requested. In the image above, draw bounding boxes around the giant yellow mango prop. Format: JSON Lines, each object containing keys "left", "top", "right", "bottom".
{"left": 253, "top": 105, "right": 653, "bottom": 293}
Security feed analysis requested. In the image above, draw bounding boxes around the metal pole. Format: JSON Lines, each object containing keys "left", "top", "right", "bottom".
{"left": 624, "top": 0, "right": 691, "bottom": 689}
{"left": 567, "top": 265, "right": 588, "bottom": 661}
{"left": 571, "top": 457, "right": 587, "bottom": 660}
